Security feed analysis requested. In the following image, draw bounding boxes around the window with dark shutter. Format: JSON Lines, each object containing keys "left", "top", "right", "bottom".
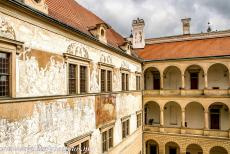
{"left": 136, "top": 76, "right": 141, "bottom": 90}
{"left": 122, "top": 119, "right": 129, "bottom": 139}
{"left": 80, "top": 66, "right": 87, "bottom": 93}
{"left": 107, "top": 70, "right": 112, "bottom": 92}
{"left": 126, "top": 74, "right": 129, "bottom": 90}
{"left": 102, "top": 128, "right": 113, "bottom": 153}
{"left": 101, "top": 69, "right": 106, "bottom": 92}
{"left": 122, "top": 73, "right": 125, "bottom": 91}
{"left": 0, "top": 52, "right": 10, "bottom": 97}
{"left": 69, "top": 64, "right": 77, "bottom": 94}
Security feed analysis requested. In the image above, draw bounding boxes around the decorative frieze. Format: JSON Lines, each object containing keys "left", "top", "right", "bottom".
{"left": 0, "top": 17, "right": 16, "bottom": 40}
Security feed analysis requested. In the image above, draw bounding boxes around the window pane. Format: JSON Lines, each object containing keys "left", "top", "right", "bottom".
{"left": 107, "top": 70, "right": 112, "bottom": 92}
{"left": 69, "top": 64, "right": 77, "bottom": 94}
{"left": 70, "top": 145, "right": 79, "bottom": 154}
{"left": 122, "top": 73, "right": 125, "bottom": 91}
{"left": 81, "top": 140, "right": 89, "bottom": 154}
{"left": 108, "top": 128, "right": 113, "bottom": 148}
{"left": 102, "top": 131, "right": 107, "bottom": 152}
{"left": 80, "top": 66, "right": 87, "bottom": 93}
{"left": 0, "top": 52, "right": 9, "bottom": 97}
{"left": 126, "top": 74, "right": 129, "bottom": 90}
{"left": 101, "top": 69, "right": 106, "bottom": 92}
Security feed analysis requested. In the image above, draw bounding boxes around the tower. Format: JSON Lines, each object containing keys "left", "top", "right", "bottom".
{"left": 132, "top": 18, "right": 145, "bottom": 49}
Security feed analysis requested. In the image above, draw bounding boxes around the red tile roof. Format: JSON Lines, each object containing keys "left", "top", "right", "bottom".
{"left": 135, "top": 36, "right": 230, "bottom": 60}
{"left": 46, "top": 0, "right": 125, "bottom": 49}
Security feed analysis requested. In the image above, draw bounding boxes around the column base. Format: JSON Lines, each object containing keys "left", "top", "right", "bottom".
{"left": 181, "top": 127, "right": 186, "bottom": 134}
{"left": 159, "top": 126, "right": 164, "bottom": 133}
{"left": 203, "top": 129, "right": 209, "bottom": 136}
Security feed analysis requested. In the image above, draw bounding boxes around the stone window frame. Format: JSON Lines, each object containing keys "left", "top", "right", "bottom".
{"left": 121, "top": 115, "right": 131, "bottom": 139}
{"left": 136, "top": 110, "right": 142, "bottom": 128}
{"left": 135, "top": 71, "right": 142, "bottom": 91}
{"left": 64, "top": 132, "right": 92, "bottom": 154}
{"left": 120, "top": 68, "right": 130, "bottom": 91}
{"left": 98, "top": 62, "right": 114, "bottom": 93}
{"left": 0, "top": 37, "right": 23, "bottom": 98}
{"left": 99, "top": 121, "right": 115, "bottom": 153}
{"left": 64, "top": 53, "right": 91, "bottom": 95}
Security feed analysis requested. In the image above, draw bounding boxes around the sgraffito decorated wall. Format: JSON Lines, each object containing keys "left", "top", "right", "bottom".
{"left": 0, "top": 3, "right": 143, "bottom": 154}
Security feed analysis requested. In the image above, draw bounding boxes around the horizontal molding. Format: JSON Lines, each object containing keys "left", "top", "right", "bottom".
{"left": 0, "top": 90, "right": 142, "bottom": 104}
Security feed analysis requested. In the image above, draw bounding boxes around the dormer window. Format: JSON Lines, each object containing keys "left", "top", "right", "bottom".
{"left": 119, "top": 41, "right": 132, "bottom": 55}
{"left": 88, "top": 23, "right": 110, "bottom": 44}
{"left": 34, "top": 0, "right": 41, "bottom": 3}
{"left": 101, "top": 29, "right": 105, "bottom": 37}
{"left": 24, "top": 0, "right": 48, "bottom": 14}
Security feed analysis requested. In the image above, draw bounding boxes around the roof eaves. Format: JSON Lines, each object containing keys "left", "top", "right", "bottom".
{"left": 5, "top": 0, "right": 142, "bottom": 63}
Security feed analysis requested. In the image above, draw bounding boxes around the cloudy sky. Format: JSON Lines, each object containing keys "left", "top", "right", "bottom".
{"left": 77, "top": 0, "right": 230, "bottom": 38}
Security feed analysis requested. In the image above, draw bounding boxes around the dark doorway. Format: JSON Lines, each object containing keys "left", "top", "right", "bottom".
{"left": 169, "top": 147, "right": 177, "bottom": 154}
{"left": 210, "top": 109, "right": 220, "bottom": 129}
{"left": 150, "top": 144, "right": 157, "bottom": 154}
{"left": 190, "top": 72, "right": 199, "bottom": 89}
{"left": 153, "top": 72, "right": 160, "bottom": 90}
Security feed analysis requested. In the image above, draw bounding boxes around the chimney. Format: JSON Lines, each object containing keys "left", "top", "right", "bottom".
{"left": 181, "top": 18, "right": 191, "bottom": 35}
{"left": 132, "top": 18, "right": 145, "bottom": 49}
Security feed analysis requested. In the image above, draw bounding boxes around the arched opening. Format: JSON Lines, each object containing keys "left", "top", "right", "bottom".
{"left": 164, "top": 102, "right": 182, "bottom": 127}
{"left": 185, "top": 102, "right": 204, "bottom": 129}
{"left": 208, "top": 63, "right": 229, "bottom": 89}
{"left": 144, "top": 67, "right": 161, "bottom": 90}
{"left": 146, "top": 140, "right": 159, "bottom": 154}
{"left": 144, "top": 101, "right": 160, "bottom": 125}
{"left": 163, "top": 66, "right": 182, "bottom": 89}
{"left": 210, "top": 146, "right": 228, "bottom": 154}
{"left": 209, "top": 102, "right": 229, "bottom": 130}
{"left": 165, "top": 142, "right": 180, "bottom": 154}
{"left": 185, "top": 65, "right": 204, "bottom": 89}
{"left": 186, "top": 144, "right": 203, "bottom": 154}
{"left": 101, "top": 29, "right": 105, "bottom": 37}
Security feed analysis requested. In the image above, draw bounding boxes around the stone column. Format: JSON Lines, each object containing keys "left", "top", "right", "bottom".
{"left": 160, "top": 109, "right": 164, "bottom": 126}
{"left": 160, "top": 74, "right": 164, "bottom": 89}
{"left": 182, "top": 109, "right": 185, "bottom": 127}
{"left": 204, "top": 72, "right": 208, "bottom": 89}
{"left": 204, "top": 110, "right": 209, "bottom": 129}
{"left": 181, "top": 73, "right": 185, "bottom": 89}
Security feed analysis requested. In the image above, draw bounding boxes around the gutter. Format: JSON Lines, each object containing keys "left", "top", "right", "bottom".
{"left": 2, "top": 0, "right": 142, "bottom": 63}
{"left": 143, "top": 55, "right": 230, "bottom": 63}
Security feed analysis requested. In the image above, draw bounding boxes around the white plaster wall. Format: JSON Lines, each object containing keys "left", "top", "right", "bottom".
{"left": 17, "top": 57, "right": 67, "bottom": 97}
{"left": 185, "top": 103, "right": 204, "bottom": 129}
{"left": 164, "top": 67, "right": 181, "bottom": 89}
{"left": 0, "top": 97, "right": 97, "bottom": 154}
{"left": 220, "top": 108, "right": 229, "bottom": 130}
{"left": 164, "top": 103, "right": 182, "bottom": 127}
{"left": 145, "top": 102, "right": 160, "bottom": 125}
{"left": 208, "top": 64, "right": 229, "bottom": 89}
{"left": 145, "top": 71, "right": 153, "bottom": 90}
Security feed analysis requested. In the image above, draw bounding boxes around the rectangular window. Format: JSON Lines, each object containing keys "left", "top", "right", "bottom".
{"left": 69, "top": 64, "right": 77, "bottom": 94}
{"left": 69, "top": 140, "right": 89, "bottom": 154}
{"left": 102, "top": 128, "right": 113, "bottom": 153}
{"left": 101, "top": 69, "right": 106, "bottom": 92}
{"left": 100, "top": 69, "right": 112, "bottom": 92}
{"left": 136, "top": 76, "right": 141, "bottom": 90}
{"left": 0, "top": 52, "right": 10, "bottom": 97}
{"left": 80, "top": 66, "right": 87, "bottom": 93}
{"left": 68, "top": 63, "right": 88, "bottom": 95}
{"left": 137, "top": 113, "right": 142, "bottom": 128}
{"left": 121, "top": 73, "right": 129, "bottom": 91}
{"left": 122, "top": 119, "right": 129, "bottom": 139}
